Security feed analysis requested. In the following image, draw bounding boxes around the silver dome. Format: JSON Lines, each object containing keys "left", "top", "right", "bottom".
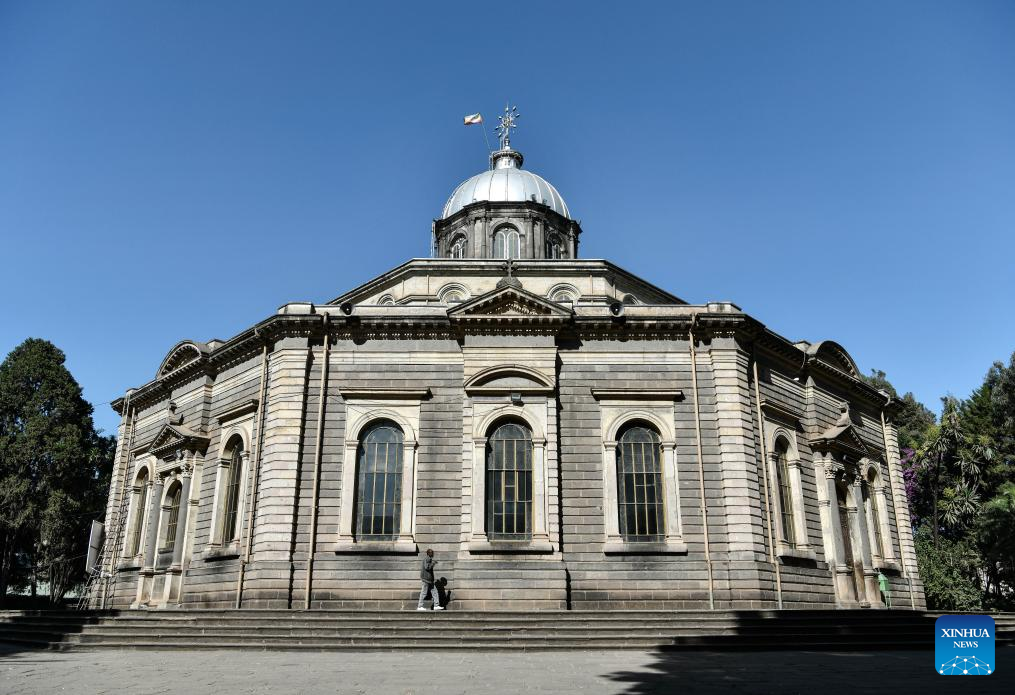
{"left": 442, "top": 149, "right": 570, "bottom": 220}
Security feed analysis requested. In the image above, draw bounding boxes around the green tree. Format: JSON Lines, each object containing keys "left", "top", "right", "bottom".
{"left": 977, "top": 482, "right": 1015, "bottom": 610}
{"left": 861, "top": 369, "right": 936, "bottom": 451}
{"left": 0, "top": 338, "right": 113, "bottom": 604}
{"left": 915, "top": 531, "right": 983, "bottom": 611}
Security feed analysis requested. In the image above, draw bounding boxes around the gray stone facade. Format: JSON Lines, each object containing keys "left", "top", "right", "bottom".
{"left": 92, "top": 143, "right": 925, "bottom": 612}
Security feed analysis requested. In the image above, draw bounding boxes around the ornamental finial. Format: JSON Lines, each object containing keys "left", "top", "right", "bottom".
{"left": 495, "top": 104, "right": 519, "bottom": 150}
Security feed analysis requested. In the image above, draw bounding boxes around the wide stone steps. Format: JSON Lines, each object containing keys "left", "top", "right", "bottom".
{"left": 0, "top": 610, "right": 1010, "bottom": 651}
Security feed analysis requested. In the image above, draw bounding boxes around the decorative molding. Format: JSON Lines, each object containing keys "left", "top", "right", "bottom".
{"left": 337, "top": 387, "right": 431, "bottom": 400}
{"left": 214, "top": 399, "right": 259, "bottom": 424}
{"left": 334, "top": 540, "right": 418, "bottom": 555}
{"left": 760, "top": 399, "right": 802, "bottom": 426}
{"left": 603, "top": 540, "right": 688, "bottom": 555}
{"left": 591, "top": 388, "right": 684, "bottom": 401}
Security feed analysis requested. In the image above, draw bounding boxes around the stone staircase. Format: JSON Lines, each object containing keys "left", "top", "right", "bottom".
{"left": 1, "top": 610, "right": 1012, "bottom": 651}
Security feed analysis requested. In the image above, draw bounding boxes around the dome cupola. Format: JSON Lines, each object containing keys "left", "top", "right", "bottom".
{"left": 435, "top": 105, "right": 581, "bottom": 261}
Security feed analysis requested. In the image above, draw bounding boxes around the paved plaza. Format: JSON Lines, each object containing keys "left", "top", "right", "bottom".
{"left": 2, "top": 645, "right": 1013, "bottom": 694}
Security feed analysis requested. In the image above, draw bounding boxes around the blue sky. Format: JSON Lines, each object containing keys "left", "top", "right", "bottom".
{"left": 2, "top": 1, "right": 1014, "bottom": 437}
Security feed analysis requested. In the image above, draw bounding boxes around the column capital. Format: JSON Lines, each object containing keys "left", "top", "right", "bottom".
{"left": 181, "top": 463, "right": 194, "bottom": 479}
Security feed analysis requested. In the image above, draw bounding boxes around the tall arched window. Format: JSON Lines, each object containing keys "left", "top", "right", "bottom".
{"left": 128, "top": 469, "right": 149, "bottom": 556}
{"left": 774, "top": 439, "right": 795, "bottom": 546}
{"left": 486, "top": 421, "right": 532, "bottom": 540}
{"left": 222, "top": 442, "right": 244, "bottom": 542}
{"left": 450, "top": 236, "right": 467, "bottom": 258}
{"left": 356, "top": 421, "right": 404, "bottom": 540}
{"left": 865, "top": 473, "right": 885, "bottom": 560}
{"left": 617, "top": 423, "right": 665, "bottom": 542}
{"left": 163, "top": 482, "right": 182, "bottom": 552}
{"left": 493, "top": 227, "right": 520, "bottom": 259}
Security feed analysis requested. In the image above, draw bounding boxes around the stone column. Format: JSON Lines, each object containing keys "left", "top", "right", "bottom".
{"left": 851, "top": 475, "right": 878, "bottom": 607}
{"left": 142, "top": 475, "right": 165, "bottom": 571}
{"left": 470, "top": 437, "right": 488, "bottom": 541}
{"left": 532, "top": 437, "right": 548, "bottom": 541}
{"left": 338, "top": 439, "right": 359, "bottom": 544}
{"left": 397, "top": 441, "right": 417, "bottom": 543}
{"left": 171, "top": 464, "right": 193, "bottom": 568}
{"left": 823, "top": 465, "right": 845, "bottom": 567}
{"left": 602, "top": 440, "right": 621, "bottom": 544}
{"left": 662, "top": 442, "right": 683, "bottom": 541}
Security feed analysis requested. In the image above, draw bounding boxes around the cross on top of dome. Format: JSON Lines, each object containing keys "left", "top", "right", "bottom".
{"left": 495, "top": 104, "right": 519, "bottom": 150}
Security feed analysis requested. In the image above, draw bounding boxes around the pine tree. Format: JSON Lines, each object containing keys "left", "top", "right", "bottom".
{"left": 0, "top": 339, "right": 113, "bottom": 604}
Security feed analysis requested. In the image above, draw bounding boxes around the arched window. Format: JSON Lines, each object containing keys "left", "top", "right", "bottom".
{"left": 450, "top": 236, "right": 467, "bottom": 258}
{"left": 774, "top": 439, "right": 795, "bottom": 546}
{"left": 865, "top": 472, "right": 885, "bottom": 560}
{"left": 356, "top": 421, "right": 404, "bottom": 540}
{"left": 493, "top": 227, "right": 520, "bottom": 259}
{"left": 545, "top": 235, "right": 566, "bottom": 259}
{"left": 128, "top": 469, "right": 149, "bottom": 556}
{"left": 486, "top": 421, "right": 532, "bottom": 540}
{"left": 222, "top": 442, "right": 244, "bottom": 542}
{"left": 163, "top": 482, "right": 182, "bottom": 552}
{"left": 616, "top": 423, "right": 665, "bottom": 542}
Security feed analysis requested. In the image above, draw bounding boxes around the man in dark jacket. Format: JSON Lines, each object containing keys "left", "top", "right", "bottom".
{"left": 416, "top": 548, "right": 443, "bottom": 610}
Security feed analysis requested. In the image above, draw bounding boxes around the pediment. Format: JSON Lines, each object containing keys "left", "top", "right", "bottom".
{"left": 464, "top": 365, "right": 555, "bottom": 395}
{"left": 157, "top": 341, "right": 210, "bottom": 379}
{"left": 448, "top": 286, "right": 571, "bottom": 321}
{"left": 809, "top": 412, "right": 870, "bottom": 458}
{"left": 138, "top": 422, "right": 210, "bottom": 459}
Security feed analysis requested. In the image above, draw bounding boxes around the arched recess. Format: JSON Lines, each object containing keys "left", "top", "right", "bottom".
{"left": 346, "top": 408, "right": 418, "bottom": 446}
{"left": 547, "top": 283, "right": 579, "bottom": 304}
{"left": 603, "top": 409, "right": 674, "bottom": 445}
{"left": 125, "top": 465, "right": 152, "bottom": 559}
{"left": 860, "top": 457, "right": 894, "bottom": 565}
{"left": 337, "top": 407, "right": 421, "bottom": 551}
{"left": 601, "top": 414, "right": 684, "bottom": 551}
{"left": 464, "top": 364, "right": 553, "bottom": 396}
{"left": 806, "top": 340, "right": 861, "bottom": 379}
{"left": 210, "top": 432, "right": 248, "bottom": 546}
{"left": 492, "top": 224, "right": 521, "bottom": 259}
{"left": 473, "top": 404, "right": 545, "bottom": 442}
{"left": 437, "top": 282, "right": 470, "bottom": 305}
{"left": 156, "top": 341, "right": 209, "bottom": 378}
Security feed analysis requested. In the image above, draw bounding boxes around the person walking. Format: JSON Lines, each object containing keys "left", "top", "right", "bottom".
{"left": 417, "top": 548, "right": 443, "bottom": 611}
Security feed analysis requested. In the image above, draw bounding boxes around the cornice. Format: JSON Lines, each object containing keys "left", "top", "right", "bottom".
{"left": 338, "top": 387, "right": 432, "bottom": 400}
{"left": 591, "top": 388, "right": 684, "bottom": 401}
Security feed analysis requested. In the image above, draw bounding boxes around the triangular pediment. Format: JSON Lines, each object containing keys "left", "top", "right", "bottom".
{"left": 138, "top": 422, "right": 210, "bottom": 458}
{"left": 448, "top": 285, "right": 571, "bottom": 320}
{"left": 809, "top": 409, "right": 871, "bottom": 458}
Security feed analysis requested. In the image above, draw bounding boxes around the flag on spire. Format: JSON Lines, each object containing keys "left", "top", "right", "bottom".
{"left": 463, "top": 113, "right": 483, "bottom": 125}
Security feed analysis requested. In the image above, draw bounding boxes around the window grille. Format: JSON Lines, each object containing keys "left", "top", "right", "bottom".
{"left": 223, "top": 445, "right": 243, "bottom": 541}
{"left": 486, "top": 422, "right": 532, "bottom": 540}
{"left": 775, "top": 442, "right": 795, "bottom": 545}
{"left": 866, "top": 479, "right": 884, "bottom": 558}
{"left": 164, "top": 484, "right": 181, "bottom": 552}
{"left": 493, "top": 229, "right": 520, "bottom": 259}
{"left": 617, "top": 425, "right": 665, "bottom": 541}
{"left": 129, "top": 471, "right": 149, "bottom": 556}
{"left": 356, "top": 421, "right": 404, "bottom": 540}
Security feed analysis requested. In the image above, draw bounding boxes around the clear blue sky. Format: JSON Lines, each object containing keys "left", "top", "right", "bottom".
{"left": 2, "top": 1, "right": 1014, "bottom": 437}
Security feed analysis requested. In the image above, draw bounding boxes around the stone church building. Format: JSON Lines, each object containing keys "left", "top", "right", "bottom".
{"left": 94, "top": 117, "right": 924, "bottom": 612}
